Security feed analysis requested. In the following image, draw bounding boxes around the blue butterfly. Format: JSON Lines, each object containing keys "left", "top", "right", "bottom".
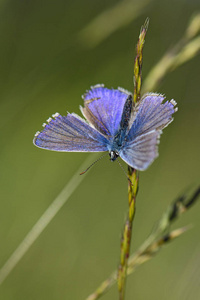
{"left": 33, "top": 84, "right": 177, "bottom": 170}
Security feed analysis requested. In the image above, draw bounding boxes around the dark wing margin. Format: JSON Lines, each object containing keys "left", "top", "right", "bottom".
{"left": 33, "top": 112, "right": 109, "bottom": 152}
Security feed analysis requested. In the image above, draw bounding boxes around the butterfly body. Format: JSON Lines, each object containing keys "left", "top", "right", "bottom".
{"left": 34, "top": 84, "right": 177, "bottom": 171}
{"left": 108, "top": 93, "right": 133, "bottom": 161}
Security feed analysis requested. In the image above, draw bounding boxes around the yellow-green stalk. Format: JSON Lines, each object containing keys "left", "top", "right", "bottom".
{"left": 117, "top": 18, "right": 149, "bottom": 300}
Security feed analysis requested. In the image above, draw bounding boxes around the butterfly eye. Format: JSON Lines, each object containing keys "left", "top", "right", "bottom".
{"left": 109, "top": 151, "right": 119, "bottom": 162}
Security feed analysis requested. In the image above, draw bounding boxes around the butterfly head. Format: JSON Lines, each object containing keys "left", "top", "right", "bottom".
{"left": 109, "top": 150, "right": 119, "bottom": 162}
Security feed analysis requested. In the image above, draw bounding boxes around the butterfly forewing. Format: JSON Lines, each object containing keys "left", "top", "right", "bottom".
{"left": 127, "top": 93, "right": 177, "bottom": 141}
{"left": 34, "top": 113, "right": 109, "bottom": 152}
{"left": 83, "top": 86, "right": 131, "bottom": 136}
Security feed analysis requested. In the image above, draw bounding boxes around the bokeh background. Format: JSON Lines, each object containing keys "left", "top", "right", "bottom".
{"left": 0, "top": 0, "right": 200, "bottom": 299}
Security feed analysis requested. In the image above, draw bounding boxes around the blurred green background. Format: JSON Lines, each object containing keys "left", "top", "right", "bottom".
{"left": 0, "top": 0, "right": 200, "bottom": 299}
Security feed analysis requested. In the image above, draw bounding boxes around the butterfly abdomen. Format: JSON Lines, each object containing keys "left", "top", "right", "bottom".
{"left": 111, "top": 94, "right": 133, "bottom": 150}
{"left": 120, "top": 94, "right": 133, "bottom": 131}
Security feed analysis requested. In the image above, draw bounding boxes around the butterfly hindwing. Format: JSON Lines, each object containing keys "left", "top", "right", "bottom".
{"left": 120, "top": 130, "right": 161, "bottom": 170}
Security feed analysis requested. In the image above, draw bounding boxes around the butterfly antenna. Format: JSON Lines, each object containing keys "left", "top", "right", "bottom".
{"left": 116, "top": 159, "right": 133, "bottom": 186}
{"left": 80, "top": 153, "right": 107, "bottom": 175}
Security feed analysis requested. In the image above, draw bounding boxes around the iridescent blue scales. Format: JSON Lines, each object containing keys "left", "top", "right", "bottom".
{"left": 33, "top": 84, "right": 177, "bottom": 170}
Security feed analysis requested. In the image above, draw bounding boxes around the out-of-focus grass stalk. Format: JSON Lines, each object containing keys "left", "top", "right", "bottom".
{"left": 0, "top": 153, "right": 98, "bottom": 286}
{"left": 142, "top": 13, "right": 200, "bottom": 94}
{"left": 86, "top": 228, "right": 187, "bottom": 300}
{"left": 127, "top": 186, "right": 200, "bottom": 274}
{"left": 78, "top": 0, "right": 150, "bottom": 48}
{"left": 117, "top": 19, "right": 149, "bottom": 300}
{"left": 86, "top": 187, "right": 200, "bottom": 300}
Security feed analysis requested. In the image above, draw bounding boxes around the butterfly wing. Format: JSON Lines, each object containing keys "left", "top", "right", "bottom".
{"left": 81, "top": 85, "right": 131, "bottom": 136}
{"left": 33, "top": 113, "right": 109, "bottom": 152}
{"left": 120, "top": 130, "right": 161, "bottom": 170}
{"left": 119, "top": 94, "right": 177, "bottom": 170}
{"left": 127, "top": 93, "right": 177, "bottom": 141}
